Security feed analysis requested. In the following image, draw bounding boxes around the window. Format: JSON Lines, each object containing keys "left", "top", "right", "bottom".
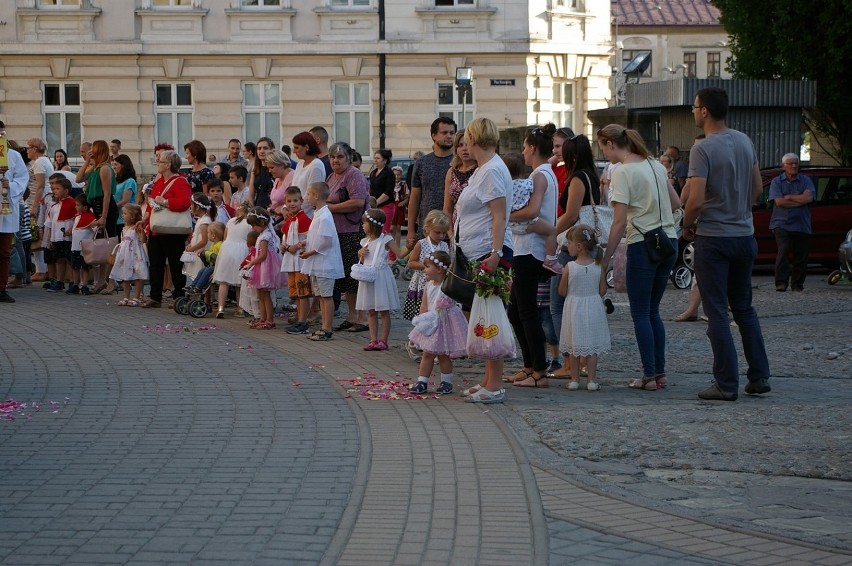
{"left": 435, "top": 0, "right": 474, "bottom": 5}
{"left": 683, "top": 52, "right": 697, "bottom": 78}
{"left": 331, "top": 0, "right": 370, "bottom": 6}
{"left": 241, "top": 0, "right": 280, "bottom": 5}
{"left": 243, "top": 83, "right": 281, "bottom": 148}
{"left": 551, "top": 0, "right": 578, "bottom": 8}
{"left": 437, "top": 81, "right": 474, "bottom": 128}
{"left": 43, "top": 83, "right": 82, "bottom": 158}
{"left": 152, "top": 0, "right": 193, "bottom": 6}
{"left": 621, "top": 50, "right": 651, "bottom": 78}
{"left": 333, "top": 82, "right": 371, "bottom": 155}
{"left": 37, "top": 0, "right": 81, "bottom": 6}
{"left": 707, "top": 51, "right": 721, "bottom": 78}
{"left": 155, "top": 83, "right": 193, "bottom": 150}
{"left": 551, "top": 81, "right": 574, "bottom": 130}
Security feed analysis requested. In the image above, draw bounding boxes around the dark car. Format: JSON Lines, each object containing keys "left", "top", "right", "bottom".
{"left": 753, "top": 167, "right": 852, "bottom": 266}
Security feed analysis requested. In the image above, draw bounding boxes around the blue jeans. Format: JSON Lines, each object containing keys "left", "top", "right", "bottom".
{"left": 626, "top": 239, "right": 677, "bottom": 377}
{"left": 549, "top": 250, "right": 574, "bottom": 342}
{"left": 539, "top": 306, "right": 558, "bottom": 345}
{"left": 693, "top": 235, "right": 770, "bottom": 393}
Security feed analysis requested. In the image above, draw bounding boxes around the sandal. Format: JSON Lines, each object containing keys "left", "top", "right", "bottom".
{"left": 655, "top": 373, "right": 668, "bottom": 388}
{"left": 127, "top": 299, "right": 141, "bottom": 307}
{"left": 100, "top": 286, "right": 116, "bottom": 296}
{"left": 547, "top": 368, "right": 572, "bottom": 379}
{"left": 308, "top": 331, "right": 333, "bottom": 341}
{"left": 566, "top": 381, "right": 580, "bottom": 391}
{"left": 627, "top": 376, "right": 658, "bottom": 391}
{"left": 347, "top": 323, "right": 369, "bottom": 333}
{"left": 334, "top": 320, "right": 354, "bottom": 331}
{"left": 673, "top": 313, "right": 698, "bottom": 322}
{"left": 503, "top": 369, "right": 532, "bottom": 383}
{"left": 461, "top": 384, "right": 483, "bottom": 397}
{"left": 116, "top": 298, "right": 130, "bottom": 306}
{"left": 255, "top": 321, "right": 276, "bottom": 330}
{"left": 464, "top": 387, "right": 506, "bottom": 404}
{"left": 513, "top": 373, "right": 549, "bottom": 388}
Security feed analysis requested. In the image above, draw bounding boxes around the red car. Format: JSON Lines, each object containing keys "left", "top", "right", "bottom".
{"left": 753, "top": 167, "right": 852, "bottom": 267}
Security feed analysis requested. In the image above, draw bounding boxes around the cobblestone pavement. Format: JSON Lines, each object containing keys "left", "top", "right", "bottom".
{"left": 0, "top": 271, "right": 849, "bottom": 565}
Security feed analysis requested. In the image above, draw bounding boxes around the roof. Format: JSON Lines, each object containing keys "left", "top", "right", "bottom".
{"left": 612, "top": 0, "right": 722, "bottom": 26}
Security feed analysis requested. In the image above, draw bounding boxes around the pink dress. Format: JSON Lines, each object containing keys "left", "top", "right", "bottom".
{"left": 249, "top": 227, "right": 287, "bottom": 290}
{"left": 408, "top": 281, "right": 468, "bottom": 357}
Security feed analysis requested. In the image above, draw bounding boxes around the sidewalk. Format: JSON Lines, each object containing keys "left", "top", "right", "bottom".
{"left": 1, "top": 282, "right": 850, "bottom": 565}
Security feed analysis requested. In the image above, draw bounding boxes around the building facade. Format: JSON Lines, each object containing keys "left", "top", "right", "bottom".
{"left": 0, "top": 0, "right": 614, "bottom": 173}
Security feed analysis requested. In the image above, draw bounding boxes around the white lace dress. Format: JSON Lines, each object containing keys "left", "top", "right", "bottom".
{"left": 559, "top": 261, "right": 611, "bottom": 356}
{"left": 213, "top": 217, "right": 252, "bottom": 286}
{"left": 355, "top": 234, "right": 400, "bottom": 312}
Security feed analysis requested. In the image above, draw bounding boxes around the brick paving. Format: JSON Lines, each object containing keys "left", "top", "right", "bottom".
{"left": 1, "top": 287, "right": 850, "bottom": 565}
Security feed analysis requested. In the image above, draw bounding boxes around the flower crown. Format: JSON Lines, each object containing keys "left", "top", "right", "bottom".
{"left": 363, "top": 213, "right": 383, "bottom": 227}
{"left": 425, "top": 254, "right": 448, "bottom": 271}
{"left": 247, "top": 211, "right": 270, "bottom": 222}
{"left": 191, "top": 196, "right": 211, "bottom": 210}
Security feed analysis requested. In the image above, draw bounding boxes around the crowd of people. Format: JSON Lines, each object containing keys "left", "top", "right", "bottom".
{"left": 0, "top": 86, "right": 773, "bottom": 403}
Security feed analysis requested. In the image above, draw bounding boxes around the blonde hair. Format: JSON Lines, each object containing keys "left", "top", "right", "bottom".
{"left": 122, "top": 203, "right": 143, "bottom": 225}
{"left": 208, "top": 221, "right": 226, "bottom": 241}
{"left": 450, "top": 131, "right": 466, "bottom": 169}
{"left": 566, "top": 223, "right": 602, "bottom": 264}
{"left": 596, "top": 124, "right": 650, "bottom": 159}
{"left": 465, "top": 117, "right": 500, "bottom": 150}
{"left": 423, "top": 209, "right": 450, "bottom": 233}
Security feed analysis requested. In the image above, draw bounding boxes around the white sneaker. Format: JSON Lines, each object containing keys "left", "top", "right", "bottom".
{"left": 587, "top": 382, "right": 601, "bottom": 391}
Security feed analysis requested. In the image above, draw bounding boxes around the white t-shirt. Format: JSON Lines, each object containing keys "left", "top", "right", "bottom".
{"left": 455, "top": 153, "right": 513, "bottom": 259}
{"left": 301, "top": 205, "right": 344, "bottom": 279}
{"left": 291, "top": 158, "right": 327, "bottom": 217}
{"left": 512, "top": 163, "right": 556, "bottom": 260}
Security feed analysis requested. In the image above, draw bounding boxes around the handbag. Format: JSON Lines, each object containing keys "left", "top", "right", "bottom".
{"left": 441, "top": 223, "right": 475, "bottom": 311}
{"left": 149, "top": 177, "right": 192, "bottom": 235}
{"left": 107, "top": 243, "right": 120, "bottom": 266}
{"left": 350, "top": 239, "right": 381, "bottom": 282}
{"left": 577, "top": 171, "right": 613, "bottom": 243}
{"left": 633, "top": 160, "right": 676, "bottom": 263}
{"left": 81, "top": 226, "right": 119, "bottom": 266}
{"left": 466, "top": 294, "right": 517, "bottom": 360}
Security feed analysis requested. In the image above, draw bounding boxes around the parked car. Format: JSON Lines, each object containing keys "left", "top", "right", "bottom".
{"left": 754, "top": 167, "right": 852, "bottom": 267}
{"left": 678, "top": 167, "right": 852, "bottom": 271}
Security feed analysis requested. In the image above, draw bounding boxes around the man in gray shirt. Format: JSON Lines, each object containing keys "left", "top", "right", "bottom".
{"left": 406, "top": 117, "right": 456, "bottom": 249}
{"left": 683, "top": 87, "right": 771, "bottom": 402}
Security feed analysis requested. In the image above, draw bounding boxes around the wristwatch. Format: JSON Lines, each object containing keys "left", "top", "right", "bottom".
{"left": 489, "top": 248, "right": 504, "bottom": 258}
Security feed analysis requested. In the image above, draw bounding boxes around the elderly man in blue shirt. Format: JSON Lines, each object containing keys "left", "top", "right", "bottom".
{"left": 769, "top": 153, "right": 816, "bottom": 292}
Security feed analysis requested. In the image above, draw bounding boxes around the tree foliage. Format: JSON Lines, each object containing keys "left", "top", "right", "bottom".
{"left": 712, "top": 0, "right": 852, "bottom": 165}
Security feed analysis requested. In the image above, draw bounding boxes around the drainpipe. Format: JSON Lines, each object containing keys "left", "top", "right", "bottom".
{"left": 379, "top": 0, "right": 386, "bottom": 149}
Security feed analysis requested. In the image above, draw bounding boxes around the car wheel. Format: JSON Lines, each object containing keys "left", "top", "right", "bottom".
{"left": 672, "top": 265, "right": 693, "bottom": 289}
{"left": 828, "top": 270, "right": 843, "bottom": 285}
{"left": 682, "top": 242, "right": 695, "bottom": 271}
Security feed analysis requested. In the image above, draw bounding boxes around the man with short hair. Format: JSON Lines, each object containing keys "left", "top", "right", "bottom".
{"left": 665, "top": 145, "right": 688, "bottom": 193}
{"left": 406, "top": 117, "right": 456, "bottom": 249}
{"left": 768, "top": 153, "right": 815, "bottom": 292}
{"left": 683, "top": 87, "right": 771, "bottom": 402}
{"left": 109, "top": 139, "right": 121, "bottom": 159}
{"left": 223, "top": 139, "right": 247, "bottom": 168}
{"left": 310, "top": 126, "right": 333, "bottom": 177}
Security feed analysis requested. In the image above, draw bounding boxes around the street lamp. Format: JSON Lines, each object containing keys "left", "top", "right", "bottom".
{"left": 455, "top": 66, "right": 472, "bottom": 129}
{"left": 612, "top": 3, "right": 661, "bottom": 105}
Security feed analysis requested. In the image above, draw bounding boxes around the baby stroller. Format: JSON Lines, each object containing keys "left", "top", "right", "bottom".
{"left": 828, "top": 229, "right": 852, "bottom": 285}
{"left": 174, "top": 253, "right": 217, "bottom": 318}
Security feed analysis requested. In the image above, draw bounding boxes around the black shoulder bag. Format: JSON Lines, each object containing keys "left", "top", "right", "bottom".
{"left": 441, "top": 219, "right": 475, "bottom": 311}
{"left": 632, "top": 159, "right": 676, "bottom": 263}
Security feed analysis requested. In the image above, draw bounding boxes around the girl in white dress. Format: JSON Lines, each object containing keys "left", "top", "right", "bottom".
{"left": 182, "top": 194, "right": 216, "bottom": 282}
{"left": 356, "top": 208, "right": 403, "bottom": 351}
{"left": 557, "top": 224, "right": 611, "bottom": 391}
{"left": 213, "top": 202, "right": 253, "bottom": 318}
{"left": 111, "top": 204, "right": 149, "bottom": 306}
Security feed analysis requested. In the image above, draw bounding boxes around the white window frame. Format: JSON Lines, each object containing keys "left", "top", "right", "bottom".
{"left": 154, "top": 82, "right": 194, "bottom": 151}
{"left": 437, "top": 81, "right": 474, "bottom": 127}
{"left": 329, "top": 0, "right": 371, "bottom": 7}
{"left": 551, "top": 81, "right": 575, "bottom": 131}
{"left": 332, "top": 81, "right": 371, "bottom": 155}
{"left": 242, "top": 82, "right": 282, "bottom": 149}
{"left": 150, "top": 0, "right": 195, "bottom": 7}
{"left": 240, "top": 0, "right": 282, "bottom": 7}
{"left": 42, "top": 82, "right": 82, "bottom": 158}
{"left": 37, "top": 0, "right": 82, "bottom": 7}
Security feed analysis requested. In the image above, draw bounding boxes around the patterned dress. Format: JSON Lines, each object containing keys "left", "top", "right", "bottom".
{"left": 402, "top": 236, "right": 449, "bottom": 320}
{"left": 111, "top": 224, "right": 149, "bottom": 282}
{"left": 408, "top": 281, "right": 468, "bottom": 357}
{"left": 447, "top": 166, "right": 477, "bottom": 226}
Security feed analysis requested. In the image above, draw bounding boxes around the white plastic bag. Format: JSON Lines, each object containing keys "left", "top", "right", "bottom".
{"left": 411, "top": 311, "right": 439, "bottom": 337}
{"left": 466, "top": 294, "right": 517, "bottom": 360}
